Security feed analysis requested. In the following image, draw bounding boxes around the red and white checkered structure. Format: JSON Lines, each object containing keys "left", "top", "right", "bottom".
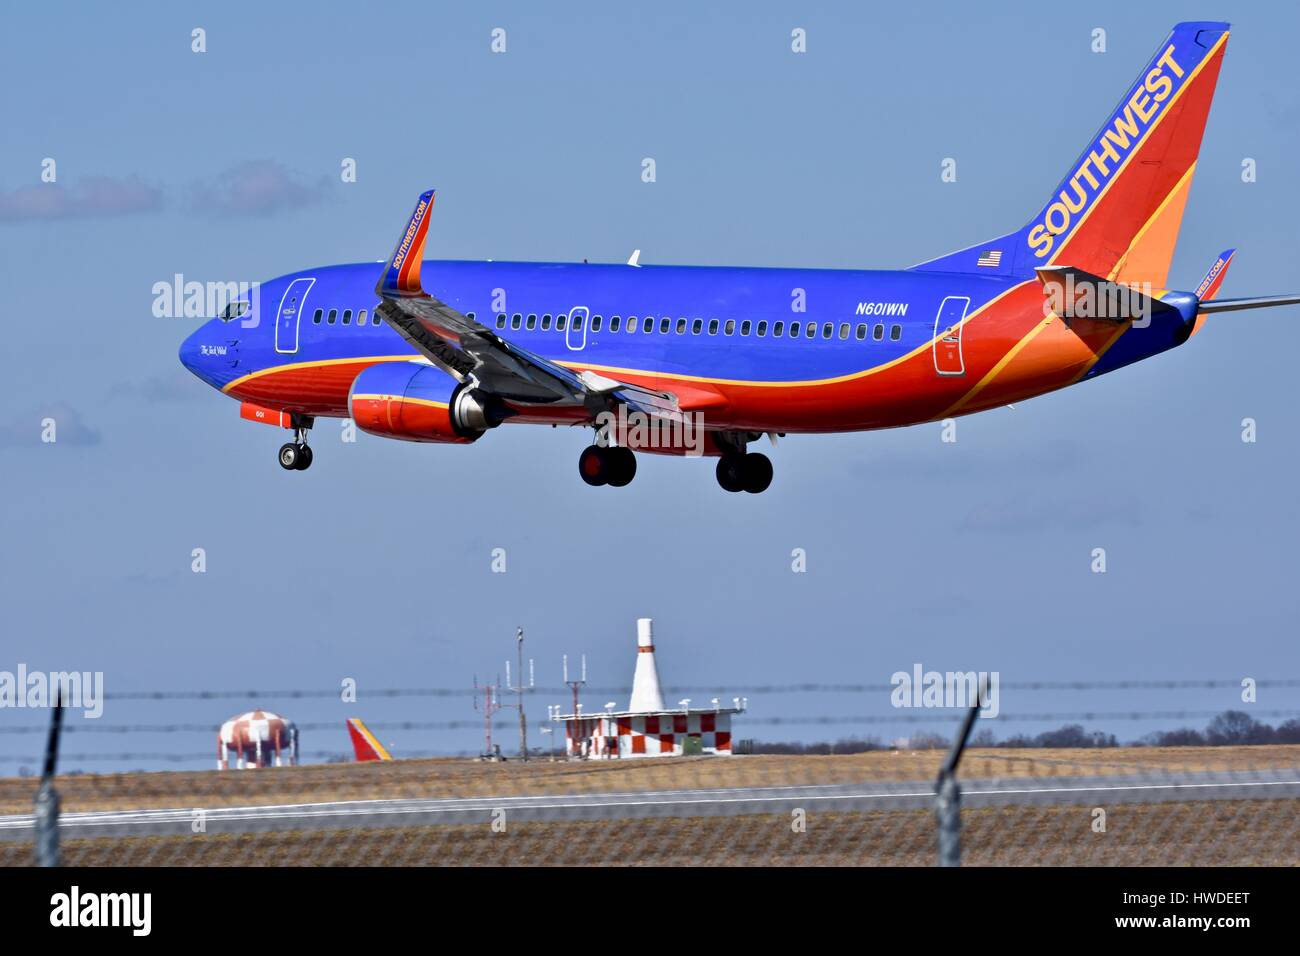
{"left": 217, "top": 710, "right": 299, "bottom": 769}
{"left": 555, "top": 619, "right": 745, "bottom": 759}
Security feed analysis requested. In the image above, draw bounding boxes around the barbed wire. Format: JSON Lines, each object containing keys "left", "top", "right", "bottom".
{"left": 2, "top": 709, "right": 1296, "bottom": 738}
{"left": 88, "top": 677, "right": 1299, "bottom": 701}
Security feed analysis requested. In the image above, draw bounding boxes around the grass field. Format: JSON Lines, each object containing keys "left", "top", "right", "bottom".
{"left": 3, "top": 799, "right": 1295, "bottom": 867}
{"left": 1, "top": 745, "right": 1296, "bottom": 815}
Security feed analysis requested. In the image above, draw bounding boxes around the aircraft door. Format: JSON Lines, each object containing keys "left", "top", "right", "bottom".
{"left": 565, "top": 306, "right": 589, "bottom": 351}
{"left": 932, "top": 295, "right": 970, "bottom": 376}
{"left": 274, "top": 277, "right": 315, "bottom": 354}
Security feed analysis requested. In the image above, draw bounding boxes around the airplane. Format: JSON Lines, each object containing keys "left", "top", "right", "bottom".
{"left": 346, "top": 718, "right": 392, "bottom": 762}
{"left": 180, "top": 21, "right": 1299, "bottom": 494}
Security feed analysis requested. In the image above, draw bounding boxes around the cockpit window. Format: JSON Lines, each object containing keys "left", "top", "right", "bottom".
{"left": 219, "top": 301, "right": 250, "bottom": 323}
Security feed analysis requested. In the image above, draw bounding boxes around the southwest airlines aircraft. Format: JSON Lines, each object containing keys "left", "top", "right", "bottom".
{"left": 181, "top": 22, "right": 1297, "bottom": 493}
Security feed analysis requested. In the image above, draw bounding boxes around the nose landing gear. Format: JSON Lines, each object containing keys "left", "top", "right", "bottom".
{"left": 278, "top": 422, "right": 314, "bottom": 471}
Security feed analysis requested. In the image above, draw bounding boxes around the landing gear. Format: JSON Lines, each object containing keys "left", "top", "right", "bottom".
{"left": 716, "top": 452, "right": 772, "bottom": 494}
{"left": 578, "top": 445, "right": 636, "bottom": 487}
{"left": 279, "top": 423, "right": 313, "bottom": 471}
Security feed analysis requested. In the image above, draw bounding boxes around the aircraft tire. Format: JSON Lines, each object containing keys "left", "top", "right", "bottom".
{"left": 607, "top": 447, "right": 636, "bottom": 487}
{"left": 295, "top": 444, "right": 314, "bottom": 471}
{"left": 278, "top": 443, "right": 300, "bottom": 471}
{"left": 741, "top": 452, "right": 773, "bottom": 494}
{"left": 716, "top": 454, "right": 745, "bottom": 492}
{"left": 579, "top": 445, "right": 608, "bottom": 486}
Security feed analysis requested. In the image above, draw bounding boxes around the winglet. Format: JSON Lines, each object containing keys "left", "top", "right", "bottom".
{"left": 376, "top": 189, "right": 435, "bottom": 298}
{"left": 1194, "top": 248, "right": 1235, "bottom": 302}
{"left": 347, "top": 718, "right": 392, "bottom": 761}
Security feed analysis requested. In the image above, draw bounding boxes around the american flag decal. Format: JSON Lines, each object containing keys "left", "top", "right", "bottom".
{"left": 976, "top": 250, "right": 1003, "bottom": 268}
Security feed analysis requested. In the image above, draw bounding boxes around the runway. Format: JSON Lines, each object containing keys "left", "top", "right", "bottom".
{"left": 1, "top": 769, "right": 1295, "bottom": 840}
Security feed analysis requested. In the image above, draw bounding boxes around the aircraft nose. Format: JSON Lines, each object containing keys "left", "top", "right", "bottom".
{"left": 179, "top": 326, "right": 205, "bottom": 378}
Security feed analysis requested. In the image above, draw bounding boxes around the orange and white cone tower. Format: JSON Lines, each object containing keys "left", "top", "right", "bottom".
{"left": 629, "top": 618, "right": 665, "bottom": 713}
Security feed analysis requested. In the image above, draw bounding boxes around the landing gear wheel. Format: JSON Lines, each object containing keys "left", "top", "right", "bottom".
{"left": 741, "top": 452, "right": 772, "bottom": 493}
{"left": 278, "top": 443, "right": 301, "bottom": 471}
{"left": 606, "top": 447, "right": 637, "bottom": 487}
{"left": 716, "top": 454, "right": 745, "bottom": 493}
{"left": 294, "top": 444, "right": 314, "bottom": 471}
{"left": 579, "top": 445, "right": 608, "bottom": 486}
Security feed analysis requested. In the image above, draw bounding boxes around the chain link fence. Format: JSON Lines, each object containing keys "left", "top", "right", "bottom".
{"left": 3, "top": 697, "right": 1297, "bottom": 866}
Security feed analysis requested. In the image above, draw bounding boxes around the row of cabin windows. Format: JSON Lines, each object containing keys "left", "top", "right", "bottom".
{"left": 313, "top": 307, "right": 380, "bottom": 326}
{"left": 492, "top": 312, "right": 904, "bottom": 342}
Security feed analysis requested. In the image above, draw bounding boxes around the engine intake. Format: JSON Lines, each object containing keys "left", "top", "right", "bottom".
{"left": 348, "top": 362, "right": 505, "bottom": 443}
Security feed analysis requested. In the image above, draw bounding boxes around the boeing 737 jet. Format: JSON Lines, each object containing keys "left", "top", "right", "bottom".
{"left": 180, "top": 21, "right": 1298, "bottom": 493}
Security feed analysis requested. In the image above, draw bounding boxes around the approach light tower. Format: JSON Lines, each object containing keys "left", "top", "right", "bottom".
{"left": 505, "top": 627, "right": 535, "bottom": 761}
{"left": 473, "top": 675, "right": 504, "bottom": 760}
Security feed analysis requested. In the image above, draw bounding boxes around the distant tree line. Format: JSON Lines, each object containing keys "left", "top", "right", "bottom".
{"left": 749, "top": 711, "right": 1300, "bottom": 754}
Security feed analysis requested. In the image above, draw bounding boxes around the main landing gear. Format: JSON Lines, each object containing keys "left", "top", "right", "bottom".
{"left": 278, "top": 422, "right": 314, "bottom": 471}
{"left": 714, "top": 431, "right": 773, "bottom": 494}
{"left": 578, "top": 444, "right": 637, "bottom": 487}
{"left": 716, "top": 452, "right": 772, "bottom": 494}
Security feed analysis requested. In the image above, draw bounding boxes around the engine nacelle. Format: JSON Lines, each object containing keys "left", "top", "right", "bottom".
{"left": 348, "top": 362, "right": 504, "bottom": 443}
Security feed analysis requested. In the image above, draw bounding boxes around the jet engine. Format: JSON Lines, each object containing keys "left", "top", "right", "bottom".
{"left": 348, "top": 362, "right": 506, "bottom": 443}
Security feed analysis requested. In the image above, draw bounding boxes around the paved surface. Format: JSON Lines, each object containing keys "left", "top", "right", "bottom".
{"left": 0, "top": 770, "right": 1295, "bottom": 839}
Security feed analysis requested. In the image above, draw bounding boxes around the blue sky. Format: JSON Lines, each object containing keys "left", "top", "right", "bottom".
{"left": 1, "top": 1, "right": 1298, "bottom": 772}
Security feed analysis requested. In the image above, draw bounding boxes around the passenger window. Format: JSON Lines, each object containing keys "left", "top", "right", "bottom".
{"left": 358, "top": 309, "right": 368, "bottom": 327}
{"left": 757, "top": 320, "right": 768, "bottom": 337}
{"left": 740, "top": 320, "right": 751, "bottom": 336}
{"left": 708, "top": 319, "right": 719, "bottom": 335}
{"left": 542, "top": 314, "right": 552, "bottom": 330}
{"left": 822, "top": 323, "right": 833, "bottom": 339}
{"left": 313, "top": 309, "right": 323, "bottom": 324}
{"left": 372, "top": 312, "right": 381, "bottom": 325}
{"left": 873, "top": 323, "right": 885, "bottom": 340}
{"left": 659, "top": 318, "right": 670, "bottom": 334}
{"left": 725, "top": 319, "right": 736, "bottom": 335}
{"left": 327, "top": 309, "right": 338, "bottom": 325}
{"left": 342, "top": 309, "right": 352, "bottom": 325}
{"left": 643, "top": 317, "right": 654, "bottom": 333}
{"left": 890, "top": 324, "right": 902, "bottom": 341}
{"left": 692, "top": 318, "right": 703, "bottom": 334}
{"left": 838, "top": 323, "right": 849, "bottom": 340}
{"left": 610, "top": 316, "right": 621, "bottom": 332}
{"left": 574, "top": 316, "right": 584, "bottom": 331}
{"left": 674, "top": 318, "right": 685, "bottom": 334}
{"left": 557, "top": 314, "right": 567, "bottom": 331}
{"left": 856, "top": 323, "right": 867, "bottom": 340}
{"left": 773, "top": 321, "right": 784, "bottom": 337}
{"left": 596, "top": 316, "right": 606, "bottom": 332}
{"left": 789, "top": 322, "right": 800, "bottom": 337}
{"left": 526, "top": 314, "right": 537, "bottom": 330}
{"left": 511, "top": 314, "right": 522, "bottom": 330}
{"left": 807, "top": 323, "right": 817, "bottom": 339}
{"left": 466, "top": 312, "right": 475, "bottom": 321}
{"left": 496, "top": 314, "right": 507, "bottom": 329}
{"left": 626, "top": 315, "right": 637, "bottom": 333}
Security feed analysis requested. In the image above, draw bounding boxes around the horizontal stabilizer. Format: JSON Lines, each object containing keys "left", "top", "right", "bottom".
{"left": 1034, "top": 265, "right": 1174, "bottom": 324}
{"left": 1199, "top": 295, "right": 1300, "bottom": 314}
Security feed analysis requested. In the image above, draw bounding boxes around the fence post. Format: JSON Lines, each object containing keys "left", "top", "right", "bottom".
{"left": 33, "top": 691, "right": 64, "bottom": 867}
{"left": 934, "top": 677, "right": 988, "bottom": 867}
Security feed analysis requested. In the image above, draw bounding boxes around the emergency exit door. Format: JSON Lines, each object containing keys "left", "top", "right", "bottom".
{"left": 932, "top": 295, "right": 970, "bottom": 376}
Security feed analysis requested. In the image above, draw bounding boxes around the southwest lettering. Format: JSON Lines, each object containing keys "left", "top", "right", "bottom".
{"left": 1027, "top": 41, "right": 1190, "bottom": 258}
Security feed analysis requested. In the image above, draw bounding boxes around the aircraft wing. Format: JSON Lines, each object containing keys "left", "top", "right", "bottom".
{"left": 374, "top": 189, "right": 685, "bottom": 421}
